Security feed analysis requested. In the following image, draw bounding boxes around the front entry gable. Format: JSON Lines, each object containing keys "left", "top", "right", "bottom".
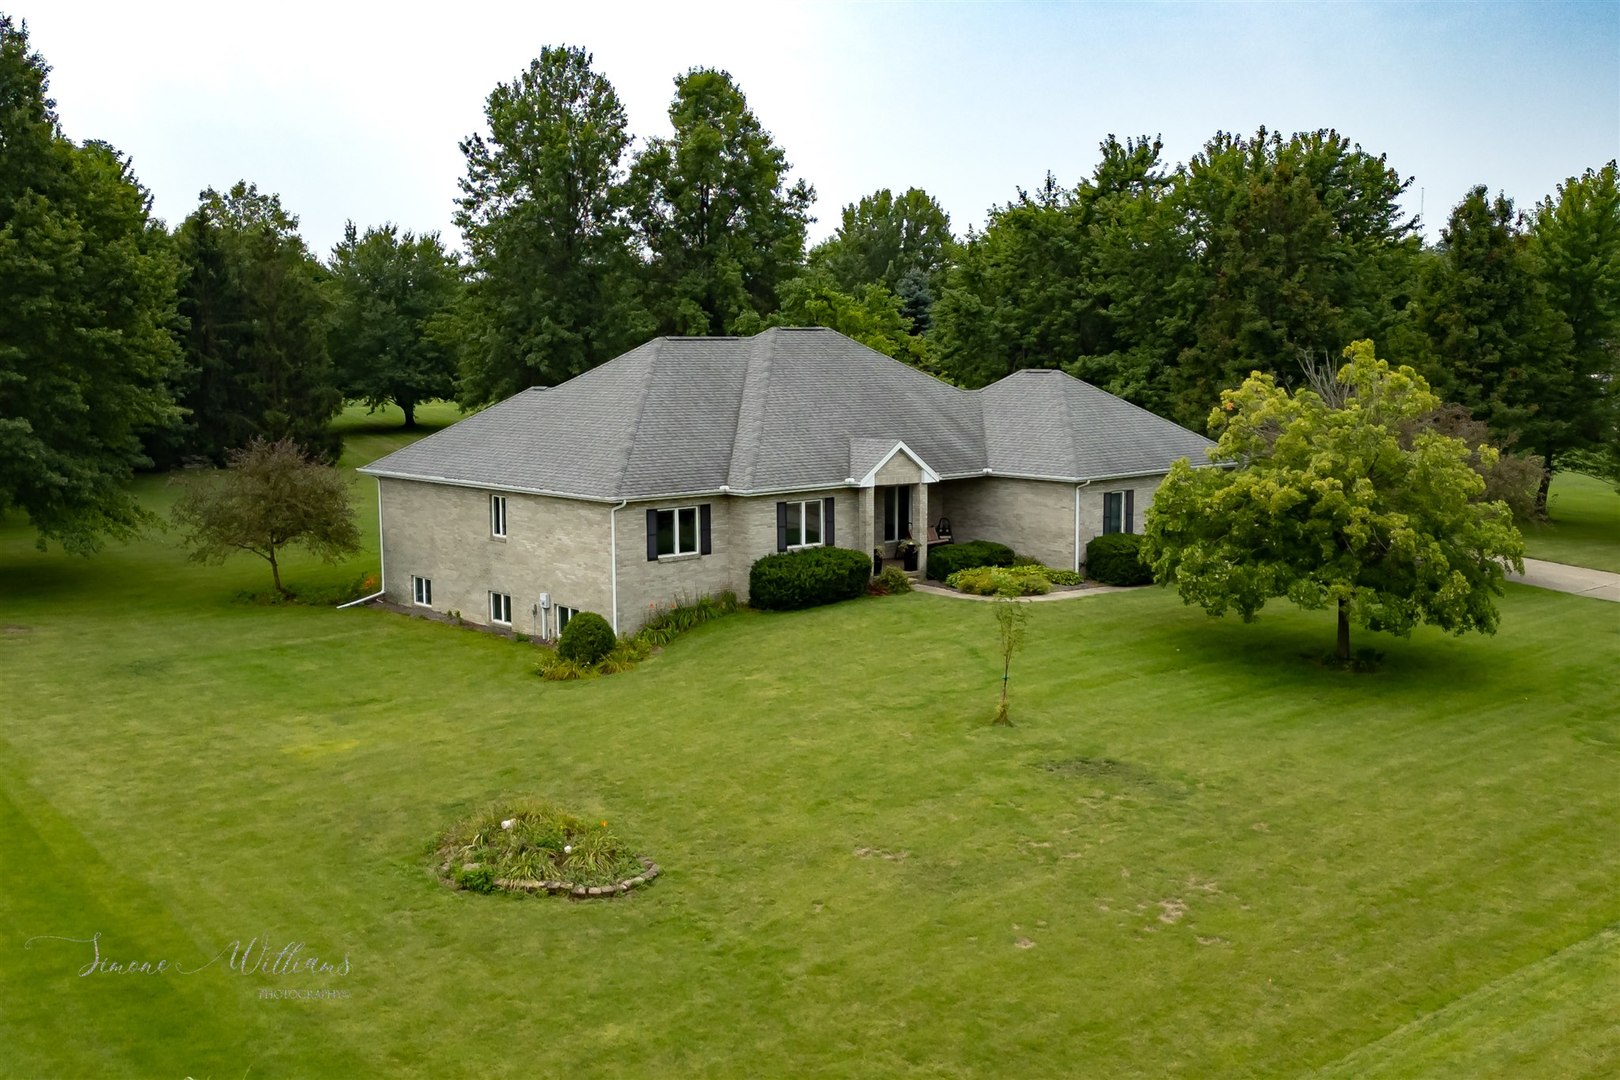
{"left": 848, "top": 437, "right": 940, "bottom": 488}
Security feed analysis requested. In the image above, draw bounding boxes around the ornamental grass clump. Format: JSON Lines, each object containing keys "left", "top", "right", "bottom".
{"left": 946, "top": 565, "right": 1051, "bottom": 596}
{"left": 437, "top": 800, "right": 646, "bottom": 893}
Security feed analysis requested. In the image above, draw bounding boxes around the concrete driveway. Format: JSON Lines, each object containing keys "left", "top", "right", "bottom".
{"left": 1510, "top": 558, "right": 1620, "bottom": 603}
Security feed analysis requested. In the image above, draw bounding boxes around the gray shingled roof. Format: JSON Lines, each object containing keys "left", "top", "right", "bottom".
{"left": 360, "top": 328, "right": 1213, "bottom": 500}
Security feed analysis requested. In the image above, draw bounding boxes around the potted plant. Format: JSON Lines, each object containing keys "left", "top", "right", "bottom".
{"left": 895, "top": 535, "right": 921, "bottom": 571}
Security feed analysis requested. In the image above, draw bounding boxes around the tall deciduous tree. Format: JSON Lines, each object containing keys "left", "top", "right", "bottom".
{"left": 1411, "top": 187, "right": 1576, "bottom": 509}
{"left": 171, "top": 436, "right": 360, "bottom": 597}
{"left": 327, "top": 223, "right": 462, "bottom": 427}
{"left": 0, "top": 16, "right": 183, "bottom": 553}
{"left": 810, "top": 187, "right": 953, "bottom": 298}
{"left": 1143, "top": 341, "right": 1524, "bottom": 662}
{"left": 1166, "top": 128, "right": 1421, "bottom": 427}
{"left": 159, "top": 182, "right": 340, "bottom": 464}
{"left": 766, "top": 269, "right": 931, "bottom": 369}
{"left": 629, "top": 68, "right": 813, "bottom": 336}
{"left": 1527, "top": 163, "right": 1620, "bottom": 492}
{"left": 455, "top": 45, "right": 648, "bottom": 406}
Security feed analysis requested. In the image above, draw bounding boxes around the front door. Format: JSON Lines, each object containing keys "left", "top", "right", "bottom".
{"left": 882, "top": 485, "right": 912, "bottom": 544}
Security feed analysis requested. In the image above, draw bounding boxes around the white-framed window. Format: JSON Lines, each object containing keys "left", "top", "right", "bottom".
{"left": 489, "top": 591, "right": 512, "bottom": 625}
{"left": 1103, "top": 490, "right": 1135, "bottom": 535}
{"left": 412, "top": 576, "right": 432, "bottom": 606}
{"left": 655, "top": 506, "right": 700, "bottom": 557}
{"left": 490, "top": 494, "right": 507, "bottom": 538}
{"left": 554, "top": 605, "right": 579, "bottom": 637}
{"left": 784, "top": 498, "right": 824, "bottom": 549}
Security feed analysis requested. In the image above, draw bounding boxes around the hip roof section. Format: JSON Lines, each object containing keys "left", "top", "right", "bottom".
{"left": 360, "top": 327, "right": 1214, "bottom": 500}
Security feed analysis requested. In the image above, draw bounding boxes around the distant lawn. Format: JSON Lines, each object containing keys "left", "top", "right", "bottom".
{"left": 0, "top": 429, "right": 1616, "bottom": 1078}
{"left": 1523, "top": 472, "right": 1620, "bottom": 573}
{"left": 331, "top": 399, "right": 465, "bottom": 470}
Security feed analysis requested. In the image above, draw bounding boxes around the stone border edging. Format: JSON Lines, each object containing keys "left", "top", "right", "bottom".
{"left": 486, "top": 857, "right": 661, "bottom": 899}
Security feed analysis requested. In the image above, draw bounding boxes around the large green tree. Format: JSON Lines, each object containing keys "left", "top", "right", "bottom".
{"left": 158, "top": 182, "right": 340, "bottom": 464}
{"left": 1143, "top": 341, "right": 1524, "bottom": 662}
{"left": 931, "top": 136, "right": 1175, "bottom": 392}
{"left": 326, "top": 223, "right": 462, "bottom": 427}
{"left": 809, "top": 187, "right": 953, "bottom": 324}
{"left": 628, "top": 68, "right": 813, "bottom": 336}
{"left": 0, "top": 16, "right": 183, "bottom": 553}
{"left": 765, "top": 268, "right": 929, "bottom": 368}
{"left": 454, "top": 45, "right": 648, "bottom": 406}
{"left": 1166, "top": 128, "right": 1421, "bottom": 427}
{"left": 1527, "top": 163, "right": 1620, "bottom": 491}
{"left": 1411, "top": 186, "right": 1577, "bottom": 508}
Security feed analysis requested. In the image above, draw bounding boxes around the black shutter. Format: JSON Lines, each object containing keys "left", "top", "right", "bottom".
{"left": 699, "top": 504, "right": 712, "bottom": 555}
{"left": 823, "top": 496, "right": 835, "bottom": 545}
{"left": 776, "top": 502, "right": 788, "bottom": 552}
{"left": 646, "top": 508, "right": 659, "bottom": 561}
{"left": 1125, "top": 490, "right": 1135, "bottom": 534}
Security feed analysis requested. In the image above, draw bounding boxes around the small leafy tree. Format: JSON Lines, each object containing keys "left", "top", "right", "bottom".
{"left": 993, "top": 595, "right": 1030, "bottom": 726}
{"left": 1143, "top": 341, "right": 1525, "bottom": 663}
{"left": 172, "top": 437, "right": 361, "bottom": 597}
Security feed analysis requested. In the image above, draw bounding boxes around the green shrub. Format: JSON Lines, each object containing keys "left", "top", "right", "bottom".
{"left": 946, "top": 566, "right": 1052, "bottom": 596}
{"left": 749, "top": 547, "right": 872, "bottom": 611}
{"left": 875, "top": 566, "right": 913, "bottom": 594}
{"left": 557, "top": 611, "right": 615, "bottom": 665}
{"left": 636, "top": 591, "right": 739, "bottom": 646}
{"left": 1085, "top": 533, "right": 1153, "bottom": 586}
{"left": 437, "top": 800, "right": 645, "bottom": 892}
{"left": 452, "top": 865, "right": 496, "bottom": 894}
{"left": 927, "top": 540, "right": 1015, "bottom": 580}
{"left": 1035, "top": 566, "right": 1084, "bottom": 586}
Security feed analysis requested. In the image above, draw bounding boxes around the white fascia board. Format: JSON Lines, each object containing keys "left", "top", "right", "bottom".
{"left": 855, "top": 440, "right": 941, "bottom": 487}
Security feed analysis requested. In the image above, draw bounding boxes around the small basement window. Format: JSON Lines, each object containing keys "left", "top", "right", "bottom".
{"left": 554, "top": 605, "right": 579, "bottom": 637}
{"left": 412, "top": 576, "right": 432, "bottom": 606}
{"left": 490, "top": 591, "right": 512, "bottom": 625}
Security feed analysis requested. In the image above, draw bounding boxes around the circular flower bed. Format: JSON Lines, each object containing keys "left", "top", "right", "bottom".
{"left": 436, "top": 801, "right": 658, "bottom": 899}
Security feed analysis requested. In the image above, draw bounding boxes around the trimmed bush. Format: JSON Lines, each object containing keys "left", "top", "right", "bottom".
{"left": 1085, "top": 533, "right": 1153, "bottom": 586}
{"left": 926, "top": 540, "right": 1016, "bottom": 581}
{"left": 557, "top": 610, "right": 615, "bottom": 665}
{"left": 946, "top": 566, "right": 1052, "bottom": 596}
{"left": 749, "top": 546, "right": 872, "bottom": 611}
{"left": 875, "top": 566, "right": 913, "bottom": 594}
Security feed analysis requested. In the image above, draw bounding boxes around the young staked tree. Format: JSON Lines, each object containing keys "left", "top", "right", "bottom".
{"left": 629, "top": 67, "right": 813, "bottom": 336}
{"left": 455, "top": 45, "right": 649, "bottom": 406}
{"left": 992, "top": 594, "right": 1030, "bottom": 726}
{"left": 0, "top": 16, "right": 184, "bottom": 553}
{"left": 1143, "top": 341, "right": 1524, "bottom": 663}
{"left": 171, "top": 437, "right": 361, "bottom": 597}
{"left": 327, "top": 223, "right": 463, "bottom": 427}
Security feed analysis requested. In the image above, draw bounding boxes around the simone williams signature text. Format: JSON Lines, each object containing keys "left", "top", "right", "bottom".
{"left": 23, "top": 932, "right": 352, "bottom": 978}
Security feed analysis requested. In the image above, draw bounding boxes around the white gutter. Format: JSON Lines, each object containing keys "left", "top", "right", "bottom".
{"left": 608, "top": 499, "right": 628, "bottom": 634}
{"left": 1073, "top": 480, "right": 1093, "bottom": 573}
{"left": 338, "top": 477, "right": 388, "bottom": 609}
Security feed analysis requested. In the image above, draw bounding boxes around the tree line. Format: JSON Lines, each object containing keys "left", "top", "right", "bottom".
{"left": 2, "top": 18, "right": 1615, "bottom": 555}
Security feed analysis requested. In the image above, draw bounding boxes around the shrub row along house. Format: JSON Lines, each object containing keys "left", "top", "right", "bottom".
{"left": 360, "top": 328, "right": 1213, "bottom": 637}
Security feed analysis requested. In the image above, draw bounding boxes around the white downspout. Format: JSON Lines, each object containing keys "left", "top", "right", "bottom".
{"left": 338, "top": 478, "right": 387, "bottom": 609}
{"left": 1073, "top": 480, "right": 1092, "bottom": 574}
{"left": 608, "top": 499, "right": 628, "bottom": 635}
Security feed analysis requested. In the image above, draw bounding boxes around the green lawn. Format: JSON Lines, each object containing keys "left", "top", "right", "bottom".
{"left": 1523, "top": 472, "right": 1620, "bottom": 573}
{"left": 1, "top": 428, "right": 1617, "bottom": 1078}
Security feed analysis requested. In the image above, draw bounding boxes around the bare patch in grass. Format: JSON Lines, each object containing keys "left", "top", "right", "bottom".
{"left": 853, "top": 846, "right": 909, "bottom": 861}
{"left": 2, "top": 624, "right": 31, "bottom": 635}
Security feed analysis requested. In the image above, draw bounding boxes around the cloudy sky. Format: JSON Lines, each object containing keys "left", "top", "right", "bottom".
{"left": 24, "top": 0, "right": 1620, "bottom": 257}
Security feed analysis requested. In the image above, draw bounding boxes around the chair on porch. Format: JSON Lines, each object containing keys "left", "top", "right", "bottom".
{"left": 926, "top": 517, "right": 953, "bottom": 547}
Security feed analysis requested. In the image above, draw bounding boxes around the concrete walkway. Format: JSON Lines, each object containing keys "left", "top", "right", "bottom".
{"left": 1509, "top": 558, "right": 1620, "bottom": 603}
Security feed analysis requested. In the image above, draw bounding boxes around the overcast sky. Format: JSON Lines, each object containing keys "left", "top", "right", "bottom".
{"left": 24, "top": 0, "right": 1620, "bottom": 257}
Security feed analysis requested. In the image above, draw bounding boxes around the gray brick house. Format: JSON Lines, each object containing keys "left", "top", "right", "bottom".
{"left": 359, "top": 327, "right": 1213, "bottom": 637}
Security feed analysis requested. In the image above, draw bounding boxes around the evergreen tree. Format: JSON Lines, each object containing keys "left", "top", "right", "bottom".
{"left": 1412, "top": 186, "right": 1576, "bottom": 508}
{"left": 327, "top": 223, "right": 462, "bottom": 427}
{"left": 162, "top": 183, "right": 340, "bottom": 463}
{"left": 455, "top": 45, "right": 648, "bottom": 406}
{"left": 629, "top": 68, "right": 813, "bottom": 335}
{"left": 0, "top": 16, "right": 183, "bottom": 553}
